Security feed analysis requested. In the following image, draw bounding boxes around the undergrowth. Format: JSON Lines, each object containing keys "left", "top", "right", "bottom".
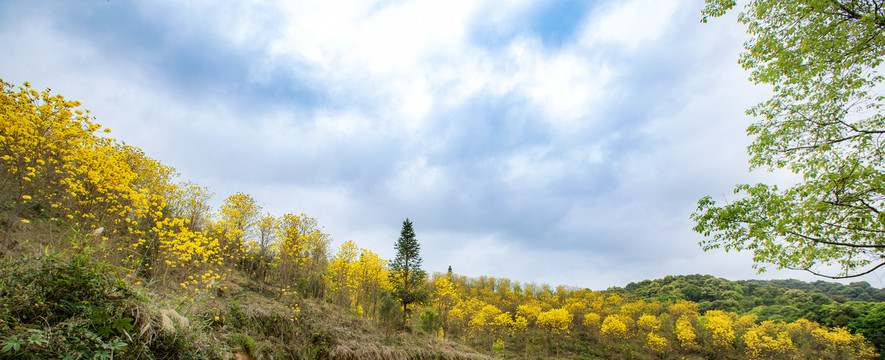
{"left": 0, "top": 246, "right": 488, "bottom": 360}
{"left": 0, "top": 253, "right": 224, "bottom": 359}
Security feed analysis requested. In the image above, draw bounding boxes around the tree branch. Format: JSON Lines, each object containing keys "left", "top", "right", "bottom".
{"left": 829, "top": 0, "right": 885, "bottom": 28}
{"left": 786, "top": 230, "right": 885, "bottom": 249}
{"left": 835, "top": 118, "right": 885, "bottom": 136}
{"left": 791, "top": 259, "right": 885, "bottom": 279}
{"left": 821, "top": 221, "right": 885, "bottom": 234}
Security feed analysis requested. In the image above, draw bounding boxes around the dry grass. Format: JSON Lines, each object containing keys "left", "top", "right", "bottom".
{"left": 292, "top": 297, "right": 490, "bottom": 360}
{"left": 327, "top": 337, "right": 492, "bottom": 360}
{"left": 159, "top": 308, "right": 189, "bottom": 333}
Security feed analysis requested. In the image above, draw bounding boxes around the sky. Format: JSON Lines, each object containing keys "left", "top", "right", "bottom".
{"left": 2, "top": 0, "right": 883, "bottom": 290}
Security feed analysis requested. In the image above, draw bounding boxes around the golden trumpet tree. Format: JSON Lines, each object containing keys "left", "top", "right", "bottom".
{"left": 0, "top": 79, "right": 224, "bottom": 294}
{"left": 536, "top": 308, "right": 570, "bottom": 336}
{"left": 167, "top": 180, "right": 212, "bottom": 231}
{"left": 742, "top": 320, "right": 796, "bottom": 360}
{"left": 352, "top": 247, "right": 389, "bottom": 319}
{"left": 217, "top": 192, "right": 261, "bottom": 265}
{"left": 327, "top": 240, "right": 360, "bottom": 309}
{"left": 275, "top": 212, "right": 330, "bottom": 297}
{"left": 0, "top": 80, "right": 158, "bottom": 246}
{"left": 431, "top": 275, "right": 459, "bottom": 332}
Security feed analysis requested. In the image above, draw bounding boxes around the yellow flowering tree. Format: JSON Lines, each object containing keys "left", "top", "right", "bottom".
{"left": 812, "top": 326, "right": 878, "bottom": 360}
{"left": 326, "top": 240, "right": 360, "bottom": 310}
{"left": 601, "top": 314, "right": 629, "bottom": 342}
{"left": 353, "top": 247, "right": 389, "bottom": 319}
{"left": 274, "top": 212, "right": 330, "bottom": 297}
{"left": 431, "top": 275, "right": 459, "bottom": 332}
{"left": 166, "top": 180, "right": 212, "bottom": 231}
{"left": 468, "top": 303, "right": 503, "bottom": 345}
{"left": 702, "top": 310, "right": 737, "bottom": 357}
{"left": 537, "top": 308, "right": 571, "bottom": 336}
{"left": 675, "top": 315, "right": 698, "bottom": 351}
{"left": 583, "top": 312, "right": 602, "bottom": 339}
{"left": 148, "top": 217, "right": 224, "bottom": 292}
{"left": 742, "top": 321, "right": 796, "bottom": 360}
{"left": 216, "top": 192, "right": 261, "bottom": 266}
{"left": 645, "top": 331, "right": 668, "bottom": 355}
{"left": 0, "top": 79, "right": 228, "bottom": 295}
{"left": 0, "top": 80, "right": 165, "bottom": 252}
{"left": 250, "top": 212, "right": 277, "bottom": 280}
{"left": 637, "top": 314, "right": 661, "bottom": 333}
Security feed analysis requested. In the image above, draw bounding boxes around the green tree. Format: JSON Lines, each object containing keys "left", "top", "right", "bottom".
{"left": 378, "top": 291, "right": 402, "bottom": 341}
{"left": 692, "top": 0, "right": 885, "bottom": 279}
{"left": 389, "top": 218, "right": 429, "bottom": 326}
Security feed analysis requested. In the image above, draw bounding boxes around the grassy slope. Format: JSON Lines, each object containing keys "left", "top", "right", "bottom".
{"left": 6, "top": 222, "right": 882, "bottom": 359}
{"left": 0, "top": 225, "right": 489, "bottom": 360}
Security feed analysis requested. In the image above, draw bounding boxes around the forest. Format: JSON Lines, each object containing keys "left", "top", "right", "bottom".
{"left": 0, "top": 78, "right": 883, "bottom": 359}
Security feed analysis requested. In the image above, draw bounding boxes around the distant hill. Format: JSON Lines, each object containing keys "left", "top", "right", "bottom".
{"left": 608, "top": 274, "right": 885, "bottom": 353}
{"left": 609, "top": 274, "right": 885, "bottom": 306}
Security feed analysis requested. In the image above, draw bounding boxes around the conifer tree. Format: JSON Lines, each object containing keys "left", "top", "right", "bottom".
{"left": 389, "top": 218, "right": 429, "bottom": 326}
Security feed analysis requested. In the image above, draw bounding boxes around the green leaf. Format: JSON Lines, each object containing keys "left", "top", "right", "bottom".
{"left": 1, "top": 340, "right": 21, "bottom": 353}
{"left": 112, "top": 317, "right": 133, "bottom": 332}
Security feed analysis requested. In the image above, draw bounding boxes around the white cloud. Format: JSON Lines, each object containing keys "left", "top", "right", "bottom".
{"left": 267, "top": 0, "right": 476, "bottom": 76}
{"left": 4, "top": 0, "right": 883, "bottom": 289}
{"left": 503, "top": 146, "right": 564, "bottom": 190}
{"left": 386, "top": 156, "right": 449, "bottom": 203}
{"left": 509, "top": 40, "right": 613, "bottom": 130}
{"left": 262, "top": 0, "right": 484, "bottom": 133}
{"left": 582, "top": 0, "right": 681, "bottom": 50}
{"left": 259, "top": 0, "right": 617, "bottom": 138}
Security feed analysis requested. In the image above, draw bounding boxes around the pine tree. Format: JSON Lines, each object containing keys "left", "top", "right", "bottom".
{"left": 389, "top": 218, "right": 429, "bottom": 326}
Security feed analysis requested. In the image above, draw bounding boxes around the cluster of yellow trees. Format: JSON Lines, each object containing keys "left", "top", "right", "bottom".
{"left": 1, "top": 80, "right": 877, "bottom": 358}
{"left": 0, "top": 80, "right": 337, "bottom": 297}
{"left": 0, "top": 79, "right": 391, "bottom": 308}
{"left": 424, "top": 274, "right": 877, "bottom": 358}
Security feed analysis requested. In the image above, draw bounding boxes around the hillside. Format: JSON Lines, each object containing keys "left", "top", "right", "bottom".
{"left": 0, "top": 248, "right": 487, "bottom": 360}
{"left": 1, "top": 80, "right": 882, "bottom": 359}
{"left": 610, "top": 274, "right": 885, "bottom": 354}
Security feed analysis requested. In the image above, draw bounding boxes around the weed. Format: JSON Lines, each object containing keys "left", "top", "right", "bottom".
{"left": 0, "top": 253, "right": 225, "bottom": 359}
{"left": 230, "top": 332, "right": 257, "bottom": 355}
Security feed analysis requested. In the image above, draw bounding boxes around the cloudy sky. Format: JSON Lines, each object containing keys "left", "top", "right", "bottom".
{"left": 2, "top": 0, "right": 882, "bottom": 289}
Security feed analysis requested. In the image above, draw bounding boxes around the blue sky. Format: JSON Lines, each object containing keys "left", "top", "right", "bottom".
{"left": 2, "top": 0, "right": 882, "bottom": 289}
